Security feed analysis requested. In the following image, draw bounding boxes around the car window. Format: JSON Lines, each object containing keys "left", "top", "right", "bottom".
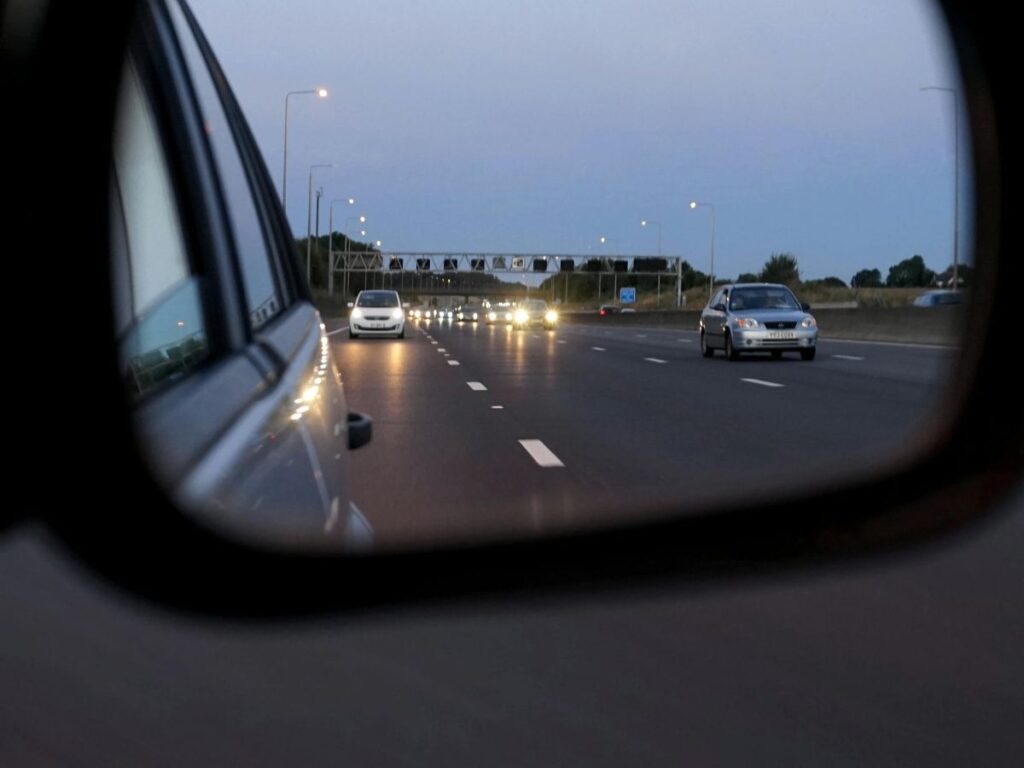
{"left": 356, "top": 291, "right": 400, "bottom": 308}
{"left": 112, "top": 62, "right": 208, "bottom": 401}
{"left": 166, "top": 0, "right": 283, "bottom": 331}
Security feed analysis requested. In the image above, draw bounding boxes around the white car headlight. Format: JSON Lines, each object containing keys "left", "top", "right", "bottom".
{"left": 488, "top": 312, "right": 497, "bottom": 321}
{"left": 392, "top": 308, "right": 404, "bottom": 320}
{"left": 801, "top": 316, "right": 817, "bottom": 328}
{"left": 472, "top": 313, "right": 478, "bottom": 320}
{"left": 514, "top": 310, "right": 528, "bottom": 323}
{"left": 545, "top": 310, "right": 558, "bottom": 323}
{"left": 734, "top": 317, "right": 759, "bottom": 329}
{"left": 351, "top": 308, "right": 363, "bottom": 319}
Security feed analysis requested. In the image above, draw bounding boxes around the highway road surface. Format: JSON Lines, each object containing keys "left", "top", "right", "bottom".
{"left": 327, "top": 318, "right": 956, "bottom": 548}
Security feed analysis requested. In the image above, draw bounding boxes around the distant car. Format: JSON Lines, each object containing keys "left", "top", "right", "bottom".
{"left": 513, "top": 299, "right": 558, "bottom": 330}
{"left": 348, "top": 290, "right": 406, "bottom": 339}
{"left": 457, "top": 304, "right": 483, "bottom": 322}
{"left": 699, "top": 283, "right": 818, "bottom": 360}
{"left": 913, "top": 289, "right": 963, "bottom": 307}
{"left": 598, "top": 304, "right": 619, "bottom": 316}
{"left": 486, "top": 307, "right": 514, "bottom": 325}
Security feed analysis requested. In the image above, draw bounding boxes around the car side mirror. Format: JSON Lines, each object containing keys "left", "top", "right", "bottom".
{"left": 403, "top": 302, "right": 410, "bottom": 309}
{"left": 347, "top": 302, "right": 354, "bottom": 309}
{"left": 802, "top": 302, "right": 811, "bottom": 311}
{"left": 347, "top": 412, "right": 373, "bottom": 450}
{"left": 713, "top": 303, "right": 727, "bottom": 312}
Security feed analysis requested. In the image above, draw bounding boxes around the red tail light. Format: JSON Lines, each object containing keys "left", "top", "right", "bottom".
{"left": 599, "top": 309, "right": 606, "bottom": 316}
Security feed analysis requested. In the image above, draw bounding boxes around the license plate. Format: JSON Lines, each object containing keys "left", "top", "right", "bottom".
{"left": 768, "top": 331, "right": 796, "bottom": 339}
{"left": 367, "top": 321, "right": 386, "bottom": 328}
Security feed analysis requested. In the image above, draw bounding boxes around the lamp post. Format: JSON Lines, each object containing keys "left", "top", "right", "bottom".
{"left": 598, "top": 236, "right": 608, "bottom": 302}
{"left": 341, "top": 214, "right": 367, "bottom": 296}
{"left": 689, "top": 201, "right": 716, "bottom": 298}
{"left": 327, "top": 196, "right": 356, "bottom": 296}
{"left": 921, "top": 86, "right": 960, "bottom": 289}
{"left": 281, "top": 88, "right": 328, "bottom": 210}
{"left": 306, "top": 163, "right": 331, "bottom": 285}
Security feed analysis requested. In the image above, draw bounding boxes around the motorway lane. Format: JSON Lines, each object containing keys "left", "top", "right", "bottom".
{"left": 329, "top": 318, "right": 955, "bottom": 549}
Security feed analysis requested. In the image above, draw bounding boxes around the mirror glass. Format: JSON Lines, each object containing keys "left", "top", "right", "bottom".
{"left": 116, "top": 0, "right": 971, "bottom": 551}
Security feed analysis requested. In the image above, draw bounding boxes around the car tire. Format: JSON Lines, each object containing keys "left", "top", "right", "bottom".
{"left": 398, "top": 327, "right": 405, "bottom": 339}
{"left": 700, "top": 331, "right": 714, "bottom": 358}
{"left": 725, "top": 332, "right": 740, "bottom": 361}
{"left": 349, "top": 330, "right": 358, "bottom": 339}
{"left": 800, "top": 348, "right": 816, "bottom": 361}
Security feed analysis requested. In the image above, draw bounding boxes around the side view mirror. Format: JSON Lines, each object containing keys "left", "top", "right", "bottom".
{"left": 347, "top": 302, "right": 354, "bottom": 309}
{"left": 403, "top": 302, "right": 411, "bottom": 309}
{"left": 347, "top": 412, "right": 373, "bottom": 450}
{"left": 713, "top": 303, "right": 727, "bottom": 312}
{"left": 802, "top": 302, "right": 811, "bottom": 312}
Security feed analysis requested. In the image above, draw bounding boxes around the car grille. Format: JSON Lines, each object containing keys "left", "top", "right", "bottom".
{"left": 764, "top": 321, "right": 797, "bottom": 329}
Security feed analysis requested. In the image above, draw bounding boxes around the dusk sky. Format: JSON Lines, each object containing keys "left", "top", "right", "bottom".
{"left": 189, "top": 0, "right": 968, "bottom": 283}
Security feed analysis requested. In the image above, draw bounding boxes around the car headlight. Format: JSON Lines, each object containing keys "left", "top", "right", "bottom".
{"left": 488, "top": 312, "right": 497, "bottom": 321}
{"left": 545, "top": 310, "right": 558, "bottom": 323}
{"left": 801, "top": 316, "right": 817, "bottom": 328}
{"left": 505, "top": 312, "right": 513, "bottom": 321}
{"left": 351, "top": 308, "right": 363, "bottom": 319}
{"left": 514, "top": 310, "right": 528, "bottom": 323}
{"left": 472, "top": 313, "right": 478, "bottom": 320}
{"left": 734, "top": 317, "right": 759, "bottom": 329}
{"left": 392, "top": 308, "right": 404, "bottom": 320}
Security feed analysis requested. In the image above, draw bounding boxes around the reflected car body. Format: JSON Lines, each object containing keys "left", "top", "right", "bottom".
{"left": 349, "top": 290, "right": 406, "bottom": 338}
{"left": 111, "top": 0, "right": 372, "bottom": 550}
{"left": 700, "top": 283, "right": 818, "bottom": 360}
{"left": 513, "top": 299, "right": 558, "bottom": 329}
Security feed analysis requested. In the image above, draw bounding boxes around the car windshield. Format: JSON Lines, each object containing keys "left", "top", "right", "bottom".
{"left": 522, "top": 301, "right": 547, "bottom": 311}
{"left": 728, "top": 288, "right": 801, "bottom": 312}
{"left": 356, "top": 291, "right": 399, "bottom": 308}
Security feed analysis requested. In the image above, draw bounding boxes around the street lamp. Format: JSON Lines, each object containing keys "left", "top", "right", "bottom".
{"left": 327, "top": 197, "right": 356, "bottom": 295}
{"left": 921, "top": 86, "right": 961, "bottom": 289}
{"left": 340, "top": 214, "right": 367, "bottom": 297}
{"left": 689, "top": 201, "right": 716, "bottom": 297}
{"left": 281, "top": 88, "right": 328, "bottom": 210}
{"left": 306, "top": 163, "right": 331, "bottom": 284}
{"left": 640, "top": 219, "right": 662, "bottom": 256}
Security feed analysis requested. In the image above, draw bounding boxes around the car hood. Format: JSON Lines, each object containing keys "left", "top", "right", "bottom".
{"left": 730, "top": 309, "right": 809, "bottom": 323}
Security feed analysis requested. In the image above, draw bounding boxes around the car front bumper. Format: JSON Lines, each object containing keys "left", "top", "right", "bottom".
{"left": 351, "top": 319, "right": 405, "bottom": 336}
{"left": 732, "top": 328, "right": 817, "bottom": 349}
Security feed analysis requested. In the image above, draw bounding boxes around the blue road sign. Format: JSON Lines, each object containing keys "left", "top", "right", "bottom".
{"left": 620, "top": 287, "right": 636, "bottom": 304}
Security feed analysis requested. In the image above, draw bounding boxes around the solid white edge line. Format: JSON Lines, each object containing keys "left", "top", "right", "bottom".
{"left": 518, "top": 439, "right": 564, "bottom": 468}
{"left": 741, "top": 378, "right": 785, "bottom": 388}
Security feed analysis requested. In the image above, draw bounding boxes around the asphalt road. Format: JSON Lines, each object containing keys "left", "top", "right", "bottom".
{"left": 328, "top": 318, "right": 955, "bottom": 548}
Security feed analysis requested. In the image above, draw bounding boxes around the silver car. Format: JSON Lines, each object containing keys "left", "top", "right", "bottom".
{"left": 700, "top": 283, "right": 818, "bottom": 360}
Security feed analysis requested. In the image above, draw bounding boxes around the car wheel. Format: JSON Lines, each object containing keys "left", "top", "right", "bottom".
{"left": 725, "top": 332, "right": 740, "bottom": 361}
{"left": 800, "top": 347, "right": 816, "bottom": 361}
{"left": 700, "top": 330, "right": 714, "bottom": 358}
{"left": 348, "top": 330, "right": 358, "bottom": 339}
{"left": 398, "top": 327, "right": 405, "bottom": 339}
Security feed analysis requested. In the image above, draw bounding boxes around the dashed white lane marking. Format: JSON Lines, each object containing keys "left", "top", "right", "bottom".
{"left": 437, "top": 348, "right": 446, "bottom": 353}
{"left": 832, "top": 354, "right": 865, "bottom": 361}
{"left": 491, "top": 405, "right": 504, "bottom": 410}
{"left": 431, "top": 341, "right": 438, "bottom": 345}
{"left": 741, "top": 378, "right": 784, "bottom": 388}
{"left": 592, "top": 346, "right": 606, "bottom": 351}
{"left": 644, "top": 357, "right": 668, "bottom": 364}
{"left": 467, "top": 381, "right": 488, "bottom": 391}
{"left": 636, "top": 334, "right": 647, "bottom": 338}
{"left": 518, "top": 439, "right": 564, "bottom": 468}
{"left": 447, "top": 360, "right": 460, "bottom": 366}
{"left": 677, "top": 338, "right": 693, "bottom": 343}
{"left": 326, "top": 325, "right": 349, "bottom": 336}
{"left": 532, "top": 334, "right": 541, "bottom": 339}
{"left": 557, "top": 340, "right": 567, "bottom": 344}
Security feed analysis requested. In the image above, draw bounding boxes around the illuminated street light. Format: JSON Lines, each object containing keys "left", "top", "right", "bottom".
{"left": 281, "top": 87, "right": 328, "bottom": 210}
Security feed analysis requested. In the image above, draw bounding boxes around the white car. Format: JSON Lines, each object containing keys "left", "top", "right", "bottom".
{"left": 348, "top": 290, "right": 406, "bottom": 339}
